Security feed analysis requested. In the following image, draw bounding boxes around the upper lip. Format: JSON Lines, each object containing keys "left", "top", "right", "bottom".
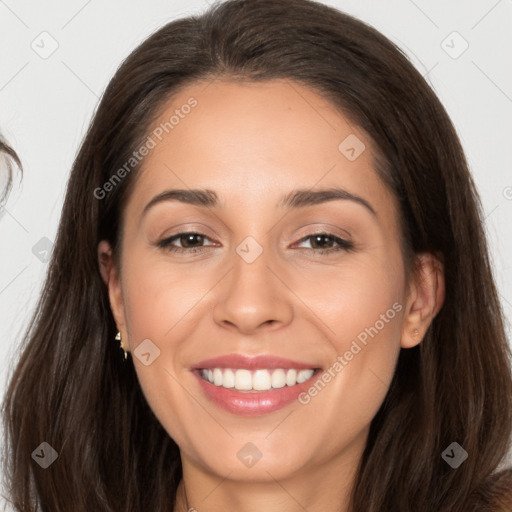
{"left": 191, "top": 354, "right": 320, "bottom": 370}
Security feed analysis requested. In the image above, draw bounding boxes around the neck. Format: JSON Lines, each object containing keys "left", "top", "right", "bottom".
{"left": 174, "top": 479, "right": 189, "bottom": 512}
{"left": 173, "top": 444, "right": 363, "bottom": 512}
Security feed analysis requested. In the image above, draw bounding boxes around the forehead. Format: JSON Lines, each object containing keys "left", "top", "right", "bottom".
{"left": 125, "top": 78, "right": 398, "bottom": 227}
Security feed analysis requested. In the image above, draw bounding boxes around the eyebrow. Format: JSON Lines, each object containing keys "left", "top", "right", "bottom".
{"left": 142, "top": 187, "right": 377, "bottom": 217}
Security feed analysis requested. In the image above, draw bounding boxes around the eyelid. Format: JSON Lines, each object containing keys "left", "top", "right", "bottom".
{"left": 157, "top": 228, "right": 355, "bottom": 256}
{"left": 294, "top": 223, "right": 352, "bottom": 239}
{"left": 157, "top": 231, "right": 217, "bottom": 248}
{"left": 156, "top": 223, "right": 218, "bottom": 241}
{"left": 291, "top": 231, "right": 355, "bottom": 252}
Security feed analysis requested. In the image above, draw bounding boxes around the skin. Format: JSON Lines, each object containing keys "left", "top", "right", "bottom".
{"left": 98, "top": 79, "right": 445, "bottom": 512}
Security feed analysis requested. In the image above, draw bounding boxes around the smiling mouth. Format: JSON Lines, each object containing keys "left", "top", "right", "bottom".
{"left": 198, "top": 367, "right": 320, "bottom": 392}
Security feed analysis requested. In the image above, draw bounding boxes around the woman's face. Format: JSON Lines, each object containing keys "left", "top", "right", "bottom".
{"left": 101, "top": 79, "right": 434, "bottom": 484}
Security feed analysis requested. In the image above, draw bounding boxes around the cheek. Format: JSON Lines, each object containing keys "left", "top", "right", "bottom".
{"left": 291, "top": 251, "right": 405, "bottom": 425}
{"left": 119, "top": 260, "right": 203, "bottom": 446}
{"left": 119, "top": 255, "right": 220, "bottom": 437}
{"left": 290, "top": 246, "right": 405, "bottom": 350}
{"left": 294, "top": 299, "right": 404, "bottom": 461}
{"left": 122, "top": 256, "right": 211, "bottom": 341}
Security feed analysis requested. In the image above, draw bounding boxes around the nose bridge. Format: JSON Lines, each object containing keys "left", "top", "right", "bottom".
{"left": 212, "top": 234, "right": 293, "bottom": 332}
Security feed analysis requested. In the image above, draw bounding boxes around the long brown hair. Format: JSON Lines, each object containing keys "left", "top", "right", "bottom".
{"left": 2, "top": 1, "right": 511, "bottom": 510}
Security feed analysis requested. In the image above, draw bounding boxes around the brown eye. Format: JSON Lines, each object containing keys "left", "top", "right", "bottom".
{"left": 295, "top": 233, "right": 354, "bottom": 253}
{"left": 157, "top": 232, "right": 215, "bottom": 253}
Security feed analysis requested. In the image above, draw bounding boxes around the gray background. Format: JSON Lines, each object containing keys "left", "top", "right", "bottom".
{"left": 1, "top": 0, "right": 511, "bottom": 501}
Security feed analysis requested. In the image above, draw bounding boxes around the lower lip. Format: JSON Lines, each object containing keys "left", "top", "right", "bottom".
{"left": 193, "top": 370, "right": 318, "bottom": 416}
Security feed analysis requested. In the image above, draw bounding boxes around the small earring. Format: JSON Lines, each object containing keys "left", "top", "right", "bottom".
{"left": 412, "top": 328, "right": 419, "bottom": 337}
{"left": 115, "top": 331, "right": 128, "bottom": 360}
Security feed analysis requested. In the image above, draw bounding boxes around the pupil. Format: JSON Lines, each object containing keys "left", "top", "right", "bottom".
{"left": 313, "top": 235, "right": 330, "bottom": 248}
{"left": 183, "top": 234, "right": 202, "bottom": 247}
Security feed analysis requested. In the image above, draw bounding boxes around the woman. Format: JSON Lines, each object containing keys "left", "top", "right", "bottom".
{"left": 2, "top": 0, "right": 512, "bottom": 510}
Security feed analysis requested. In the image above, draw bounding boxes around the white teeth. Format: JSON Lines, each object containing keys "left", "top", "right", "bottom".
{"left": 271, "top": 369, "right": 286, "bottom": 388}
{"left": 235, "top": 369, "right": 252, "bottom": 390}
{"left": 223, "top": 368, "right": 235, "bottom": 388}
{"left": 200, "top": 368, "right": 316, "bottom": 390}
{"left": 213, "top": 368, "right": 223, "bottom": 386}
{"left": 286, "top": 369, "right": 297, "bottom": 386}
{"left": 296, "top": 369, "right": 314, "bottom": 383}
{"left": 252, "top": 369, "right": 272, "bottom": 390}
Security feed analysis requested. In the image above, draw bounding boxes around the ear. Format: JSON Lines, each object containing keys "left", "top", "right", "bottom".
{"left": 98, "top": 240, "right": 129, "bottom": 350}
{"left": 400, "top": 252, "right": 445, "bottom": 349}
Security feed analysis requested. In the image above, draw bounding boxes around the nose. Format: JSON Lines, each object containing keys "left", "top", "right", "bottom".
{"left": 212, "top": 244, "right": 294, "bottom": 334}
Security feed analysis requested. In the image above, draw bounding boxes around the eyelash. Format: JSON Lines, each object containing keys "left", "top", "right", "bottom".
{"left": 157, "top": 231, "right": 355, "bottom": 255}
